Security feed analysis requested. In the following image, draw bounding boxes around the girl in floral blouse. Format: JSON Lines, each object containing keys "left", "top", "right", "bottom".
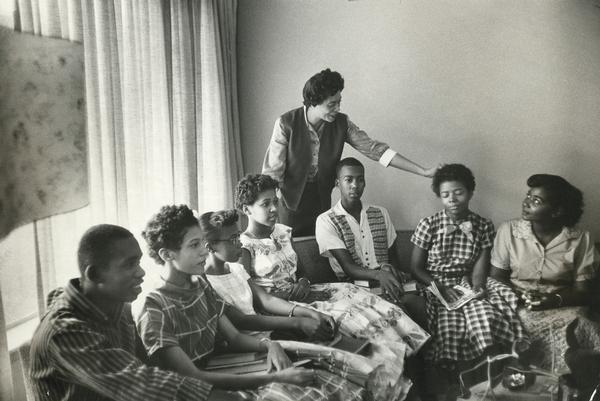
{"left": 236, "top": 174, "right": 431, "bottom": 400}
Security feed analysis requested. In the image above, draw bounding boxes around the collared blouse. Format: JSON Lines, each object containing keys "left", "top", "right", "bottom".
{"left": 411, "top": 209, "right": 495, "bottom": 279}
{"left": 491, "top": 219, "right": 599, "bottom": 294}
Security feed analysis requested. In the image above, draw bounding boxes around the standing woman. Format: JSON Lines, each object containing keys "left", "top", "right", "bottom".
{"left": 490, "top": 174, "right": 599, "bottom": 373}
{"left": 263, "top": 68, "right": 438, "bottom": 236}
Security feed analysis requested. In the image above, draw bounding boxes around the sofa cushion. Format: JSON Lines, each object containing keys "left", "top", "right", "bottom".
{"left": 293, "top": 235, "right": 338, "bottom": 284}
{"left": 293, "top": 230, "right": 415, "bottom": 284}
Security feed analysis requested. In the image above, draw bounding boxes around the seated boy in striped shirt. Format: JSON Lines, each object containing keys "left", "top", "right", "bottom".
{"left": 29, "top": 224, "right": 239, "bottom": 401}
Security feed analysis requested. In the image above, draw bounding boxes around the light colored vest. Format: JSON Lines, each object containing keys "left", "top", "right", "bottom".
{"left": 328, "top": 206, "right": 389, "bottom": 268}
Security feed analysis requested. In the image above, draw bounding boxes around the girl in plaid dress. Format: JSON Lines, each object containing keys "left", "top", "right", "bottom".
{"left": 136, "top": 204, "right": 364, "bottom": 401}
{"left": 410, "top": 165, "right": 526, "bottom": 390}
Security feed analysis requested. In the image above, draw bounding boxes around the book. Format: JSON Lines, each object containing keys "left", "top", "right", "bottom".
{"left": 353, "top": 280, "right": 418, "bottom": 295}
{"left": 204, "top": 353, "right": 311, "bottom": 375}
{"left": 328, "top": 333, "right": 371, "bottom": 355}
{"left": 427, "top": 281, "right": 481, "bottom": 310}
{"left": 204, "top": 351, "right": 267, "bottom": 369}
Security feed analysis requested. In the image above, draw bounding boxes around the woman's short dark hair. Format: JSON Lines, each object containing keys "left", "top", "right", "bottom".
{"left": 431, "top": 164, "right": 476, "bottom": 196}
{"left": 527, "top": 174, "right": 584, "bottom": 227}
{"left": 77, "top": 224, "right": 134, "bottom": 274}
{"left": 235, "top": 174, "right": 279, "bottom": 210}
{"left": 199, "top": 209, "right": 239, "bottom": 243}
{"left": 302, "top": 68, "right": 344, "bottom": 107}
{"left": 142, "top": 204, "right": 198, "bottom": 265}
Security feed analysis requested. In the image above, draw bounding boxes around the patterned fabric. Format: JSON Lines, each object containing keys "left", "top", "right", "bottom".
{"left": 241, "top": 223, "right": 299, "bottom": 292}
{"left": 205, "top": 262, "right": 256, "bottom": 315}
{"left": 278, "top": 340, "right": 412, "bottom": 401}
{"left": 136, "top": 277, "right": 225, "bottom": 362}
{"left": 29, "top": 279, "right": 213, "bottom": 401}
{"left": 424, "top": 277, "right": 526, "bottom": 363}
{"left": 367, "top": 207, "right": 390, "bottom": 264}
{"left": 328, "top": 206, "right": 389, "bottom": 267}
{"left": 135, "top": 277, "right": 362, "bottom": 401}
{"left": 411, "top": 210, "right": 526, "bottom": 364}
{"left": 316, "top": 202, "right": 397, "bottom": 279}
{"left": 411, "top": 210, "right": 495, "bottom": 280}
{"left": 242, "top": 224, "right": 431, "bottom": 397}
{"left": 491, "top": 219, "right": 599, "bottom": 294}
{"left": 518, "top": 306, "right": 584, "bottom": 372}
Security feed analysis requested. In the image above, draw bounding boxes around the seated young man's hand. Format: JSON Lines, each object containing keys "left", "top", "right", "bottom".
{"left": 273, "top": 367, "right": 318, "bottom": 385}
{"left": 288, "top": 279, "right": 310, "bottom": 301}
{"left": 377, "top": 270, "right": 403, "bottom": 303}
{"left": 266, "top": 341, "right": 292, "bottom": 371}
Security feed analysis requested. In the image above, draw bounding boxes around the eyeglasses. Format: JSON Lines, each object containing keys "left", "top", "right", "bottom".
{"left": 213, "top": 233, "right": 241, "bottom": 245}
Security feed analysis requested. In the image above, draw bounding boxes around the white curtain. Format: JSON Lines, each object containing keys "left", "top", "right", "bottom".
{"left": 2, "top": 0, "right": 241, "bottom": 399}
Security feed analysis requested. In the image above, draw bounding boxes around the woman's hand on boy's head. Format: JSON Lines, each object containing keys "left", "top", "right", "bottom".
{"left": 422, "top": 164, "right": 443, "bottom": 178}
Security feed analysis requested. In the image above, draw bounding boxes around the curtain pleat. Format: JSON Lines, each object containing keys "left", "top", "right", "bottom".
{"left": 3, "top": 1, "right": 242, "bottom": 398}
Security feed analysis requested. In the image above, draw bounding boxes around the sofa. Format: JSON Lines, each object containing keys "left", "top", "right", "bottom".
{"left": 293, "top": 231, "right": 600, "bottom": 376}
{"left": 293, "top": 230, "right": 415, "bottom": 284}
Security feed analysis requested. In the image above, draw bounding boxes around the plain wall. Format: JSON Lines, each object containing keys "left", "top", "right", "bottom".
{"left": 237, "top": 0, "right": 600, "bottom": 238}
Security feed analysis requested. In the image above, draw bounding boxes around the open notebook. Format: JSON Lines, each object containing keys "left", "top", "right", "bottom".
{"left": 427, "top": 281, "right": 481, "bottom": 310}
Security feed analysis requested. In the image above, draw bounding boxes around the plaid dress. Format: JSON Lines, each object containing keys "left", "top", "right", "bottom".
{"left": 135, "top": 277, "right": 363, "bottom": 401}
{"left": 411, "top": 210, "right": 526, "bottom": 364}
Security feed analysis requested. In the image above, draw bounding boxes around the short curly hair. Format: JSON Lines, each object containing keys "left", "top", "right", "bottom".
{"left": 235, "top": 174, "right": 279, "bottom": 210}
{"left": 141, "top": 204, "right": 198, "bottom": 265}
{"left": 77, "top": 224, "right": 134, "bottom": 274}
{"left": 199, "top": 209, "right": 239, "bottom": 243}
{"left": 302, "top": 68, "right": 345, "bottom": 107}
{"left": 527, "top": 174, "right": 584, "bottom": 227}
{"left": 431, "top": 164, "right": 476, "bottom": 196}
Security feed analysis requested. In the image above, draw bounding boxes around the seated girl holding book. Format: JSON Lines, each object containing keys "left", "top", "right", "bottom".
{"left": 490, "top": 174, "right": 599, "bottom": 372}
{"left": 409, "top": 164, "right": 526, "bottom": 396}
{"left": 200, "top": 208, "right": 336, "bottom": 341}
{"left": 135, "top": 204, "right": 364, "bottom": 401}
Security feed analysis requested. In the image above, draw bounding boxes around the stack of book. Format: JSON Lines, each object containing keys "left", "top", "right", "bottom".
{"left": 205, "top": 351, "right": 311, "bottom": 374}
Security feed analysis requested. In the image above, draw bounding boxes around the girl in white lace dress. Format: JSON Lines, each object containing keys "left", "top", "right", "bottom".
{"left": 235, "top": 174, "right": 431, "bottom": 400}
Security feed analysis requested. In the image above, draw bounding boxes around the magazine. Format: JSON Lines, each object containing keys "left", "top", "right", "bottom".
{"left": 427, "top": 281, "right": 481, "bottom": 310}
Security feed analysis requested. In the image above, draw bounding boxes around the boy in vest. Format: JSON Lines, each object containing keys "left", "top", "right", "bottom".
{"left": 315, "top": 158, "right": 426, "bottom": 324}
{"left": 263, "top": 68, "right": 437, "bottom": 236}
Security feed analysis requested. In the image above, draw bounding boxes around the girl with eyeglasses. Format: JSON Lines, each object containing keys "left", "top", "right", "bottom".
{"left": 200, "top": 209, "right": 336, "bottom": 341}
